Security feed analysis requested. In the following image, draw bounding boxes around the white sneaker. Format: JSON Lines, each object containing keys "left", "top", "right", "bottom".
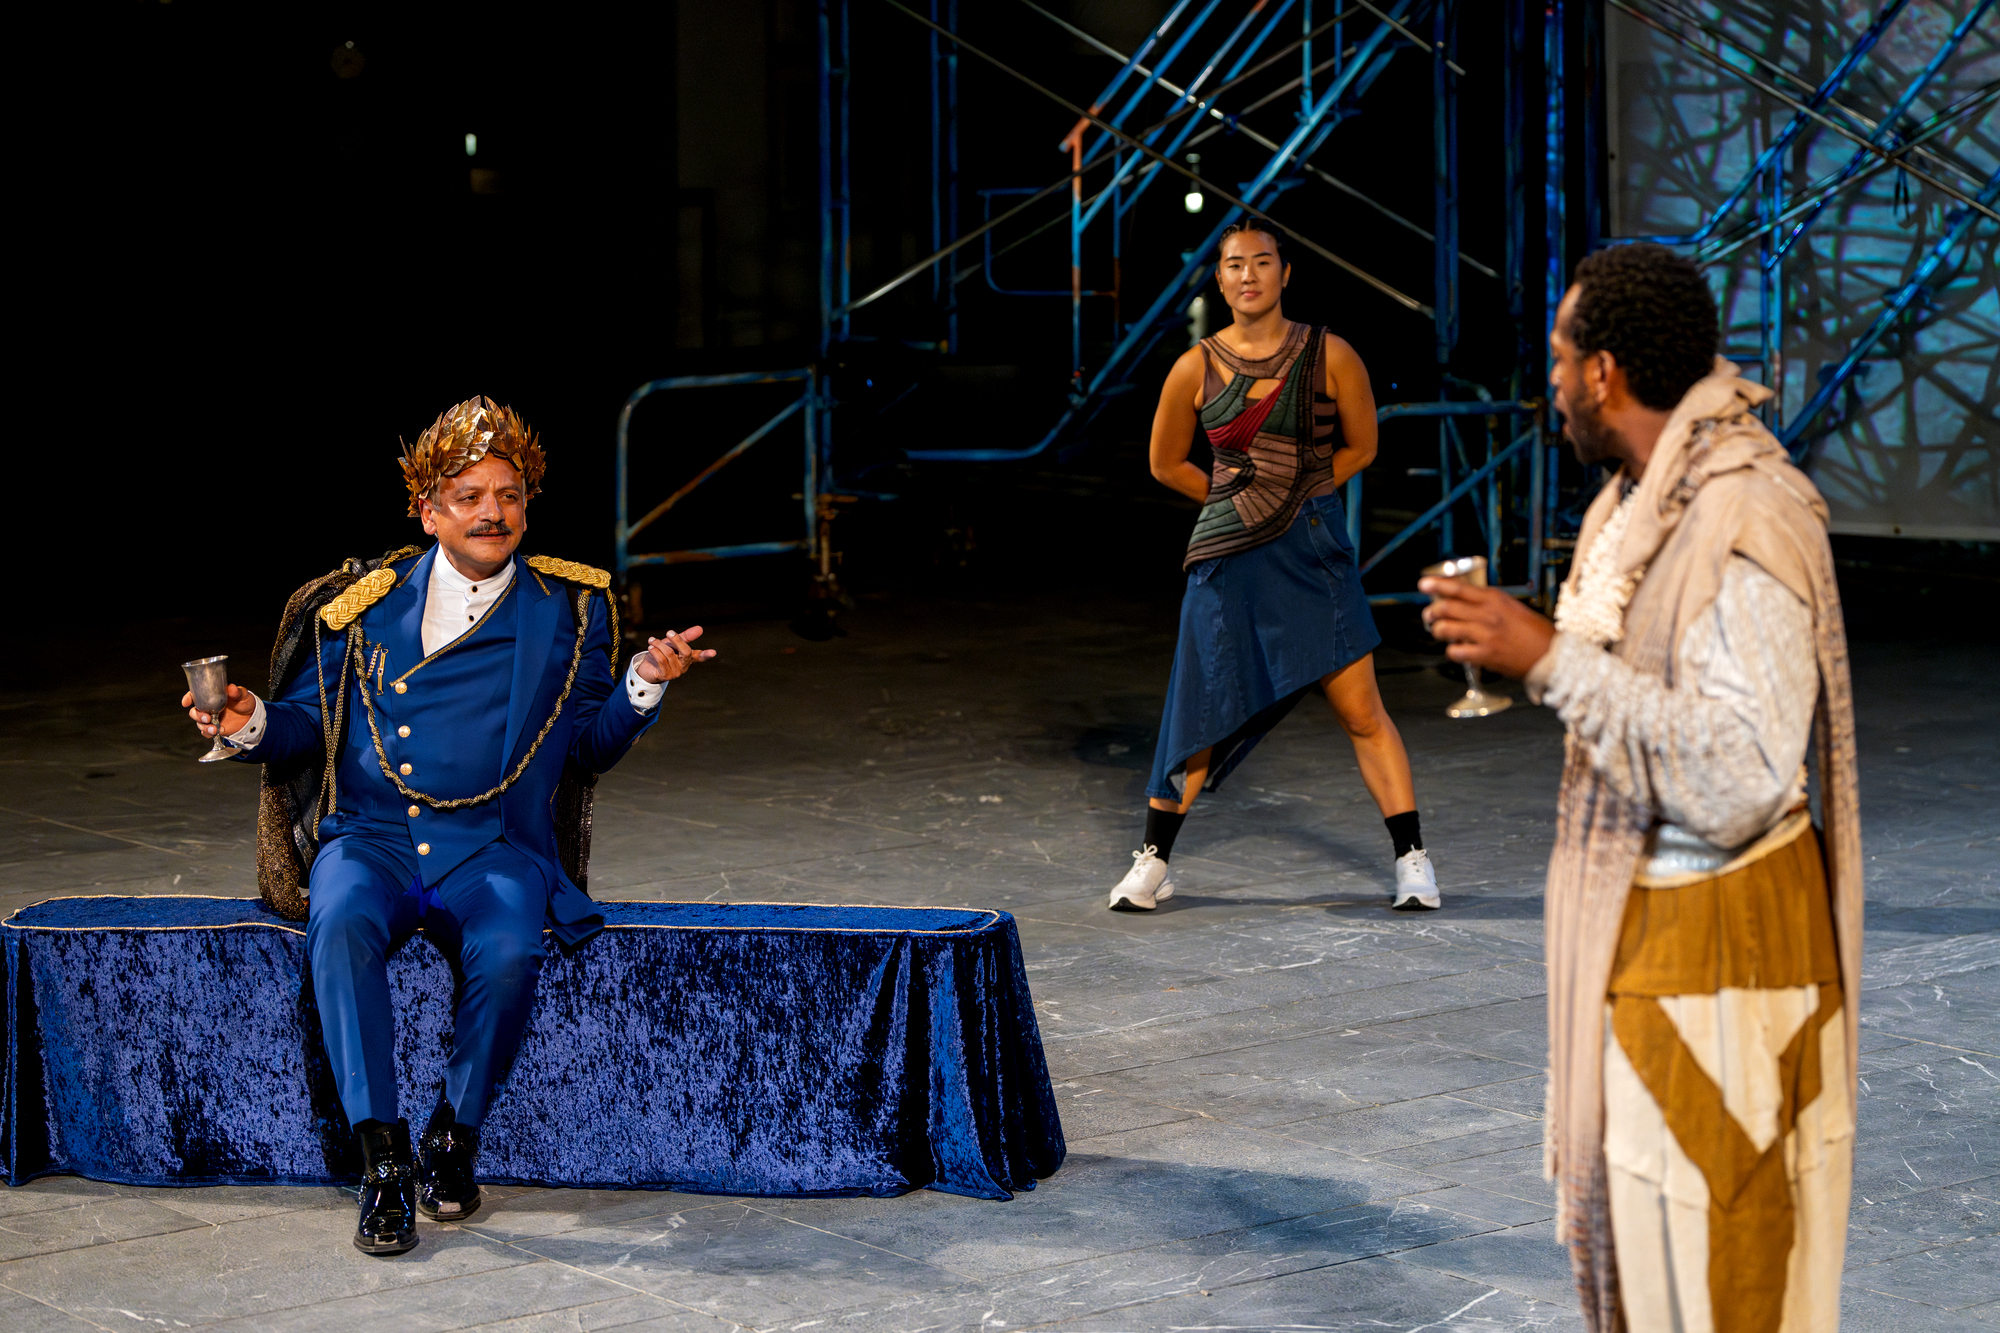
{"left": 1392, "top": 848, "right": 1440, "bottom": 911}
{"left": 1108, "top": 845, "right": 1177, "bottom": 911}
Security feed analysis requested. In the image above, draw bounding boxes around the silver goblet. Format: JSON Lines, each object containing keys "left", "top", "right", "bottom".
{"left": 1421, "top": 556, "right": 1513, "bottom": 719}
{"left": 182, "top": 656, "right": 239, "bottom": 763}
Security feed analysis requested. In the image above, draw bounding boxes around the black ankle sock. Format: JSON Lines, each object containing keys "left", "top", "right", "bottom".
{"left": 1385, "top": 810, "right": 1423, "bottom": 859}
{"left": 1144, "top": 807, "right": 1188, "bottom": 862}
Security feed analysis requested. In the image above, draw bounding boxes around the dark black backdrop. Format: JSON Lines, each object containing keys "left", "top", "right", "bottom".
{"left": 31, "top": 3, "right": 678, "bottom": 620}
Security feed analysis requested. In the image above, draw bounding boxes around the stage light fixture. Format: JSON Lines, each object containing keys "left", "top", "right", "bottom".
{"left": 465, "top": 133, "right": 478, "bottom": 158}
{"left": 1184, "top": 190, "right": 1204, "bottom": 214}
{"left": 331, "top": 40, "right": 365, "bottom": 79}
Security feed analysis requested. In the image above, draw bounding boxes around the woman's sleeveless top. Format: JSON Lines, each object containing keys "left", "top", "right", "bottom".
{"left": 1183, "top": 322, "right": 1341, "bottom": 570}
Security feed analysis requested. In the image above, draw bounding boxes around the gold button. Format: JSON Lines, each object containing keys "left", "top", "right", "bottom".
{"left": 400, "top": 763, "right": 413, "bottom": 776}
{"left": 417, "top": 843, "right": 431, "bottom": 855}
{"left": 397, "top": 725, "right": 411, "bottom": 738}
{"left": 394, "top": 682, "right": 407, "bottom": 694}
{"left": 407, "top": 805, "right": 420, "bottom": 818}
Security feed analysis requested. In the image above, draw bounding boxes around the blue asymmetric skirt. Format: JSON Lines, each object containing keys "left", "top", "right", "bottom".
{"left": 1147, "top": 490, "right": 1381, "bottom": 801}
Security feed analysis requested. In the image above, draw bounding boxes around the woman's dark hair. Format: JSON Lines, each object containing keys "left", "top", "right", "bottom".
{"left": 1218, "top": 218, "right": 1286, "bottom": 261}
{"left": 1567, "top": 243, "right": 1719, "bottom": 411}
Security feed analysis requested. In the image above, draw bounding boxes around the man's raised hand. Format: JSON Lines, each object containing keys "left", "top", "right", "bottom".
{"left": 635, "top": 626, "right": 717, "bottom": 684}
{"left": 182, "top": 684, "right": 257, "bottom": 739}
{"left": 1418, "top": 576, "right": 1556, "bottom": 679}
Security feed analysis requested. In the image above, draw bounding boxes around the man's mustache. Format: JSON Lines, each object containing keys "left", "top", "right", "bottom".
{"left": 468, "top": 522, "right": 514, "bottom": 536}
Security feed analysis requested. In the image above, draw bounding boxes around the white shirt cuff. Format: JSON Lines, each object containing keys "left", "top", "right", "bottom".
{"left": 625, "top": 656, "right": 666, "bottom": 713}
{"left": 1523, "top": 633, "right": 1571, "bottom": 706}
{"left": 229, "top": 693, "right": 268, "bottom": 751}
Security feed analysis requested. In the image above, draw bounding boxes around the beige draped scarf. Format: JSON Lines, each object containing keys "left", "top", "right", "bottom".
{"left": 1542, "top": 365, "right": 1864, "bottom": 1331}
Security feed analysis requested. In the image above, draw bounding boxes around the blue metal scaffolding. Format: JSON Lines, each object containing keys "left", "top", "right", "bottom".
{"left": 614, "top": 0, "right": 1996, "bottom": 598}
{"left": 1600, "top": 0, "right": 1997, "bottom": 453}
{"left": 852, "top": 0, "right": 1555, "bottom": 604}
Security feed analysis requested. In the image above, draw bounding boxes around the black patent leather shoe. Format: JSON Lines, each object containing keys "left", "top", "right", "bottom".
{"left": 353, "top": 1119, "right": 419, "bottom": 1255}
{"left": 418, "top": 1101, "right": 482, "bottom": 1222}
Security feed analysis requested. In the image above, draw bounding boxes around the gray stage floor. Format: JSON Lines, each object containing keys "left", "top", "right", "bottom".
{"left": 1, "top": 596, "right": 1993, "bottom": 1332}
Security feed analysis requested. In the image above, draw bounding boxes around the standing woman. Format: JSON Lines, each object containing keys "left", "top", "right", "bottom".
{"left": 1107, "top": 219, "right": 1438, "bottom": 912}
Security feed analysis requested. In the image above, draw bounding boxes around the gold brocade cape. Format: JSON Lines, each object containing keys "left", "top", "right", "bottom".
{"left": 1542, "top": 365, "right": 1863, "bottom": 1331}
{"left": 255, "top": 549, "right": 603, "bottom": 921}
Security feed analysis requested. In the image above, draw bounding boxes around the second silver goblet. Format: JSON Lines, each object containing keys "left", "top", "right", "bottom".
{"left": 1421, "top": 556, "right": 1513, "bottom": 719}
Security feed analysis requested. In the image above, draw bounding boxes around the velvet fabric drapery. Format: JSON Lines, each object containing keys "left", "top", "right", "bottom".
{"left": 3, "top": 897, "right": 1063, "bottom": 1199}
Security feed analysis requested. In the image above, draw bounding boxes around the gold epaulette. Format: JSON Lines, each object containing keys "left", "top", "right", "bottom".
{"left": 320, "top": 567, "right": 399, "bottom": 631}
{"left": 526, "top": 555, "right": 611, "bottom": 589}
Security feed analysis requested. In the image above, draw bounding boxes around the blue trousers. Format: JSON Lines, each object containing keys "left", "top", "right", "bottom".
{"left": 306, "top": 835, "right": 549, "bottom": 1130}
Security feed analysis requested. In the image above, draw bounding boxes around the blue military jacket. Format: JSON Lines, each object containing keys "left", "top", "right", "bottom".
{"left": 250, "top": 546, "right": 656, "bottom": 941}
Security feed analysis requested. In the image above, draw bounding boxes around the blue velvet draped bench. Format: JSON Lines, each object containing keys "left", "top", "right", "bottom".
{"left": 2, "top": 897, "right": 1064, "bottom": 1199}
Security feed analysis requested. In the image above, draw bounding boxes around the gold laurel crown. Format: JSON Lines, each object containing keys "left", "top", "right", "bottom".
{"left": 400, "top": 395, "right": 547, "bottom": 517}
{"left": 526, "top": 555, "right": 610, "bottom": 589}
{"left": 320, "top": 567, "right": 400, "bottom": 631}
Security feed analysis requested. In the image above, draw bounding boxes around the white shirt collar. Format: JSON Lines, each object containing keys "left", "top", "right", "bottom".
{"left": 431, "top": 548, "right": 516, "bottom": 597}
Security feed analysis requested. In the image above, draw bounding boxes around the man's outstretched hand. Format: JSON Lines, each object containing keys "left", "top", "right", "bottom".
{"left": 182, "top": 684, "right": 257, "bottom": 738}
{"left": 1418, "top": 576, "right": 1556, "bottom": 679}
{"left": 635, "top": 626, "right": 717, "bottom": 684}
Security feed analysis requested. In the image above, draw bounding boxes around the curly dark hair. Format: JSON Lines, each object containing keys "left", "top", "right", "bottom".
{"left": 1567, "top": 243, "right": 1718, "bottom": 411}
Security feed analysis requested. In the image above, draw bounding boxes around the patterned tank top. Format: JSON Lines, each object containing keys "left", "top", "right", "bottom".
{"left": 1183, "top": 321, "right": 1341, "bottom": 570}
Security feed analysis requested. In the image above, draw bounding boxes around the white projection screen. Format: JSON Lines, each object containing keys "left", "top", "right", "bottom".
{"left": 1604, "top": 0, "right": 1997, "bottom": 540}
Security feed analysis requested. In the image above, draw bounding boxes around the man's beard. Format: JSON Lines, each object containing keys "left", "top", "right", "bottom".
{"left": 1562, "top": 395, "right": 1622, "bottom": 468}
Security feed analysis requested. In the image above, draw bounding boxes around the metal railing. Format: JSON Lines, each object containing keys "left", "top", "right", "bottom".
{"left": 614, "top": 370, "right": 823, "bottom": 578}
{"left": 1351, "top": 400, "right": 1546, "bottom": 604}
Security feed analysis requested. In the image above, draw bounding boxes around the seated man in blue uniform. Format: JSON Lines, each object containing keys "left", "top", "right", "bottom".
{"left": 179, "top": 396, "right": 714, "bottom": 1256}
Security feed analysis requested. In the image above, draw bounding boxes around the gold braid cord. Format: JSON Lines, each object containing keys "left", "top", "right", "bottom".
{"left": 606, "top": 586, "right": 619, "bottom": 681}
{"left": 527, "top": 556, "right": 617, "bottom": 681}
{"left": 312, "top": 616, "right": 344, "bottom": 820}
{"left": 352, "top": 589, "right": 590, "bottom": 810}
{"left": 321, "top": 568, "right": 398, "bottom": 631}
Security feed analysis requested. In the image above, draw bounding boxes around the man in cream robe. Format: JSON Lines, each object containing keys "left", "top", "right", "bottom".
{"left": 1422, "top": 243, "right": 1862, "bottom": 1333}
